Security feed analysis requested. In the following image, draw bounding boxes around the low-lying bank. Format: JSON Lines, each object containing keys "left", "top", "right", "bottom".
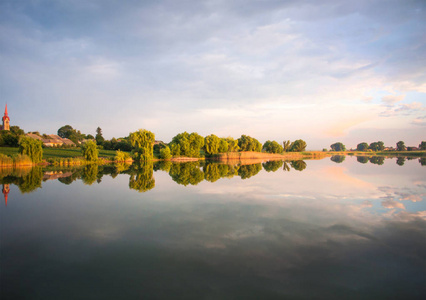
{"left": 211, "top": 151, "right": 329, "bottom": 161}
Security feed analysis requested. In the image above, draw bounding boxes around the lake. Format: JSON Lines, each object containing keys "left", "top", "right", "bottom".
{"left": 1, "top": 156, "right": 425, "bottom": 299}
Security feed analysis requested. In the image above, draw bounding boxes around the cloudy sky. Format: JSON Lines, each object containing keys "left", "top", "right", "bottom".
{"left": 1, "top": 0, "right": 425, "bottom": 149}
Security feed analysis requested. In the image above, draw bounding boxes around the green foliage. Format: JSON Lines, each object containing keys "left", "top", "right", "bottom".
{"left": 226, "top": 137, "right": 239, "bottom": 152}
{"left": 397, "top": 141, "right": 406, "bottom": 151}
{"left": 238, "top": 135, "right": 262, "bottom": 152}
{"left": 330, "top": 142, "right": 345, "bottom": 152}
{"left": 263, "top": 140, "right": 283, "bottom": 154}
{"left": 419, "top": 141, "right": 426, "bottom": 150}
{"left": 289, "top": 139, "right": 307, "bottom": 152}
{"left": 283, "top": 140, "right": 291, "bottom": 152}
{"left": 290, "top": 160, "right": 307, "bottom": 171}
{"left": 18, "top": 136, "right": 43, "bottom": 163}
{"left": 203, "top": 163, "right": 238, "bottom": 182}
{"left": 0, "top": 153, "right": 13, "bottom": 165}
{"left": 18, "top": 166, "right": 43, "bottom": 193}
{"left": 238, "top": 163, "right": 262, "bottom": 179}
{"left": 262, "top": 160, "right": 284, "bottom": 172}
{"left": 95, "top": 127, "right": 105, "bottom": 145}
{"left": 396, "top": 157, "right": 405, "bottom": 166}
{"left": 129, "top": 129, "right": 155, "bottom": 162}
{"left": 369, "top": 156, "right": 385, "bottom": 165}
{"left": 81, "top": 140, "right": 99, "bottom": 162}
{"left": 322, "top": 148, "right": 328, "bottom": 152}
{"left": 330, "top": 155, "right": 345, "bottom": 163}
{"left": 82, "top": 164, "right": 98, "bottom": 185}
{"left": 57, "top": 125, "right": 87, "bottom": 144}
{"left": 357, "top": 156, "right": 369, "bottom": 164}
{"left": 369, "top": 141, "right": 384, "bottom": 151}
{"left": 218, "top": 138, "right": 229, "bottom": 153}
{"left": 129, "top": 162, "right": 155, "bottom": 192}
{"left": 114, "top": 150, "right": 132, "bottom": 162}
{"left": 169, "top": 132, "right": 204, "bottom": 158}
{"left": 204, "top": 134, "right": 220, "bottom": 155}
{"left": 159, "top": 146, "right": 172, "bottom": 159}
{"left": 357, "top": 142, "right": 369, "bottom": 151}
{"left": 169, "top": 162, "right": 204, "bottom": 185}
{"left": 420, "top": 158, "right": 426, "bottom": 166}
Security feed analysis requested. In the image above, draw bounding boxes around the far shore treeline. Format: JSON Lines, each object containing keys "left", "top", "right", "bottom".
{"left": 0, "top": 124, "right": 425, "bottom": 167}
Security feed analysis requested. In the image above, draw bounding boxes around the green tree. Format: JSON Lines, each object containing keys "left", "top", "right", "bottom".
{"left": 18, "top": 136, "right": 43, "bottom": 163}
{"left": 369, "top": 141, "right": 384, "bottom": 151}
{"left": 330, "top": 142, "right": 345, "bottom": 151}
{"left": 238, "top": 135, "right": 262, "bottom": 152}
{"left": 397, "top": 141, "right": 406, "bottom": 151}
{"left": 357, "top": 142, "right": 369, "bottom": 151}
{"left": 283, "top": 140, "right": 291, "bottom": 152}
{"left": 419, "top": 141, "right": 426, "bottom": 150}
{"left": 226, "top": 137, "right": 240, "bottom": 152}
{"left": 218, "top": 138, "right": 229, "bottom": 153}
{"left": 95, "top": 127, "right": 105, "bottom": 145}
{"left": 169, "top": 132, "right": 204, "bottom": 158}
{"left": 283, "top": 162, "right": 290, "bottom": 171}
{"left": 58, "top": 125, "right": 74, "bottom": 138}
{"left": 204, "top": 134, "right": 220, "bottom": 155}
{"left": 263, "top": 140, "right": 283, "bottom": 154}
{"left": 129, "top": 129, "right": 155, "bottom": 162}
{"left": 81, "top": 140, "right": 99, "bottom": 162}
{"left": 159, "top": 146, "right": 172, "bottom": 159}
{"left": 289, "top": 139, "right": 307, "bottom": 152}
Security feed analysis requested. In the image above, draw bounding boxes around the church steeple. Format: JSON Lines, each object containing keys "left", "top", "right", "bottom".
{"left": 2, "top": 104, "right": 10, "bottom": 131}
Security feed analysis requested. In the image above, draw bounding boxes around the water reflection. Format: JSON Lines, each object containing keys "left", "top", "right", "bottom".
{"left": 1, "top": 157, "right": 425, "bottom": 299}
{"left": 129, "top": 162, "right": 155, "bottom": 192}
{"left": 1, "top": 156, "right": 425, "bottom": 198}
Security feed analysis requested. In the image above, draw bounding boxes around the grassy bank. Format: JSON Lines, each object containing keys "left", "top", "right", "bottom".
{"left": 0, "top": 147, "right": 119, "bottom": 159}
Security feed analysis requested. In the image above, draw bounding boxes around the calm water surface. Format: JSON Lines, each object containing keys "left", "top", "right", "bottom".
{"left": 1, "top": 157, "right": 425, "bottom": 299}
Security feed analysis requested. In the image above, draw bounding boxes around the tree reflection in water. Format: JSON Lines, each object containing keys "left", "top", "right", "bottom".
{"left": 396, "top": 157, "right": 405, "bottom": 166}
{"left": 357, "top": 156, "right": 369, "bottom": 164}
{"left": 290, "top": 160, "right": 307, "bottom": 171}
{"left": 203, "top": 163, "right": 239, "bottom": 182}
{"left": 369, "top": 156, "right": 385, "bottom": 165}
{"left": 169, "top": 162, "right": 204, "bottom": 186}
{"left": 330, "top": 155, "right": 345, "bottom": 163}
{"left": 129, "top": 162, "right": 155, "bottom": 192}
{"left": 238, "top": 163, "right": 262, "bottom": 179}
{"left": 81, "top": 164, "right": 98, "bottom": 185}
{"left": 262, "top": 160, "right": 283, "bottom": 172}
{"left": 283, "top": 162, "right": 290, "bottom": 172}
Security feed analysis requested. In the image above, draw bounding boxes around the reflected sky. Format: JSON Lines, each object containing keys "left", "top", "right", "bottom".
{"left": 1, "top": 158, "right": 425, "bottom": 299}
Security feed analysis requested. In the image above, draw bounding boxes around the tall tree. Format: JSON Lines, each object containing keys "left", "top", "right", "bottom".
{"left": 263, "top": 140, "right": 283, "bottom": 153}
{"left": 419, "top": 141, "right": 426, "bottom": 150}
{"left": 283, "top": 140, "right": 291, "bottom": 152}
{"left": 204, "top": 134, "right": 220, "bottom": 155}
{"left": 397, "top": 141, "right": 406, "bottom": 151}
{"left": 330, "top": 142, "right": 345, "bottom": 152}
{"left": 129, "top": 129, "right": 155, "bottom": 162}
{"left": 356, "top": 142, "right": 369, "bottom": 151}
{"left": 289, "top": 139, "right": 307, "bottom": 152}
{"left": 95, "top": 127, "right": 104, "bottom": 145}
{"left": 18, "top": 136, "right": 43, "bottom": 163}
{"left": 169, "top": 132, "right": 204, "bottom": 158}
{"left": 81, "top": 140, "right": 99, "bottom": 162}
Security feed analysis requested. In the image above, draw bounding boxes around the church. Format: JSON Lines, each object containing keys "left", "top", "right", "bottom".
{"left": 1, "top": 104, "right": 10, "bottom": 131}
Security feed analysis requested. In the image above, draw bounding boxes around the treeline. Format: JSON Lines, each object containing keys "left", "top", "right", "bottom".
{"left": 328, "top": 141, "right": 426, "bottom": 152}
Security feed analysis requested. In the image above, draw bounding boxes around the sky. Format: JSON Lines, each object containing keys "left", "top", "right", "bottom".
{"left": 0, "top": 0, "right": 425, "bottom": 149}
